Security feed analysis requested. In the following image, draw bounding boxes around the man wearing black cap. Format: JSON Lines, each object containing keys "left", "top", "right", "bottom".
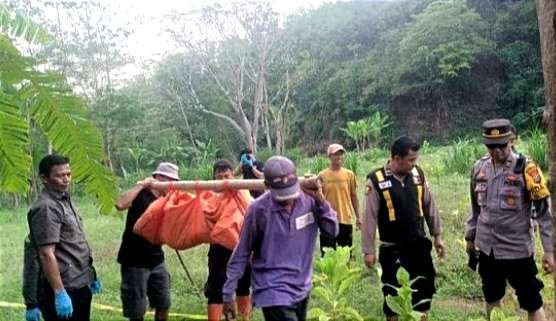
{"left": 465, "top": 119, "right": 554, "bottom": 321}
{"left": 222, "top": 156, "right": 338, "bottom": 321}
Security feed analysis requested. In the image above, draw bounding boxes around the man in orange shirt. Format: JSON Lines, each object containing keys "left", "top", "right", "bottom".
{"left": 318, "top": 144, "right": 360, "bottom": 255}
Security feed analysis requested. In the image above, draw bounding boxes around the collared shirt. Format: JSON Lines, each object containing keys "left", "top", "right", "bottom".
{"left": 222, "top": 191, "right": 339, "bottom": 307}
{"left": 465, "top": 153, "right": 552, "bottom": 259}
{"left": 27, "top": 189, "right": 93, "bottom": 290}
{"left": 361, "top": 164, "right": 442, "bottom": 255}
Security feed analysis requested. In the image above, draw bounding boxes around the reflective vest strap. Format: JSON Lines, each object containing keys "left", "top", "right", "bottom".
{"left": 375, "top": 170, "right": 396, "bottom": 221}
{"left": 417, "top": 185, "right": 424, "bottom": 216}
{"left": 375, "top": 170, "right": 384, "bottom": 182}
{"left": 383, "top": 190, "right": 396, "bottom": 222}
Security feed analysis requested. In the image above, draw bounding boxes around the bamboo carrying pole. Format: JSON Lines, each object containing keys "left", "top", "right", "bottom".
{"left": 150, "top": 176, "right": 321, "bottom": 191}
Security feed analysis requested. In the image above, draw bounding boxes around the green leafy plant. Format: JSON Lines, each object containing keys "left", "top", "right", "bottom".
{"left": 341, "top": 111, "right": 392, "bottom": 152}
{"left": 341, "top": 119, "right": 369, "bottom": 152}
{"left": 310, "top": 156, "right": 329, "bottom": 175}
{"left": 526, "top": 127, "right": 547, "bottom": 171}
{"left": 285, "top": 147, "right": 305, "bottom": 165}
{"left": 309, "top": 247, "right": 365, "bottom": 321}
{"left": 442, "top": 138, "right": 484, "bottom": 175}
{"left": 366, "top": 110, "right": 392, "bottom": 147}
{"left": 384, "top": 267, "right": 428, "bottom": 321}
{"left": 344, "top": 152, "right": 359, "bottom": 175}
{"left": 468, "top": 308, "right": 519, "bottom": 321}
{"left": 181, "top": 163, "right": 213, "bottom": 180}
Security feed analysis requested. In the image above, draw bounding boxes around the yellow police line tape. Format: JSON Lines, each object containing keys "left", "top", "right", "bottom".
{"left": 0, "top": 300, "right": 207, "bottom": 320}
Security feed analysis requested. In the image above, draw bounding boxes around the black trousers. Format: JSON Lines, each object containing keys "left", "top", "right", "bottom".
{"left": 478, "top": 252, "right": 543, "bottom": 312}
{"left": 378, "top": 238, "right": 436, "bottom": 316}
{"left": 261, "top": 297, "right": 309, "bottom": 321}
{"left": 320, "top": 223, "right": 353, "bottom": 256}
{"left": 39, "top": 285, "right": 92, "bottom": 321}
{"left": 204, "top": 244, "right": 251, "bottom": 304}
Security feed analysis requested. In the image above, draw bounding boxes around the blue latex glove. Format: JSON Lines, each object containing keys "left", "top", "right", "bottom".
{"left": 54, "top": 289, "right": 73, "bottom": 319}
{"left": 240, "top": 154, "right": 253, "bottom": 167}
{"left": 25, "top": 307, "right": 41, "bottom": 321}
{"left": 89, "top": 279, "right": 102, "bottom": 295}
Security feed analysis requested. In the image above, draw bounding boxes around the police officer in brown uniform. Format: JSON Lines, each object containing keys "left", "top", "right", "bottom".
{"left": 362, "top": 136, "right": 445, "bottom": 321}
{"left": 465, "top": 119, "right": 555, "bottom": 321}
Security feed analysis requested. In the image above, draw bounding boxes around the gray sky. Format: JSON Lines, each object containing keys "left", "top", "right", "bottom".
{"left": 53, "top": 0, "right": 336, "bottom": 78}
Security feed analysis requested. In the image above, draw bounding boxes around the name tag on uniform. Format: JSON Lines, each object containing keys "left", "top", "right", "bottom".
{"left": 296, "top": 212, "right": 315, "bottom": 230}
{"left": 378, "top": 180, "right": 392, "bottom": 190}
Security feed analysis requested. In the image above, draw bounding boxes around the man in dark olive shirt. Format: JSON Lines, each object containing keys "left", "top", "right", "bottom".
{"left": 27, "top": 154, "right": 101, "bottom": 321}
{"left": 115, "top": 162, "right": 179, "bottom": 321}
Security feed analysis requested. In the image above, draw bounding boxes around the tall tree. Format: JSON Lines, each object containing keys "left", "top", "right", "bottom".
{"left": 535, "top": 0, "right": 556, "bottom": 309}
{"left": 166, "top": 1, "right": 289, "bottom": 152}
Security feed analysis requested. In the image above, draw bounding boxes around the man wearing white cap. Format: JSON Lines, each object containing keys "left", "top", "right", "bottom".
{"left": 115, "top": 162, "right": 179, "bottom": 321}
{"left": 318, "top": 143, "right": 360, "bottom": 256}
{"left": 222, "top": 156, "right": 339, "bottom": 321}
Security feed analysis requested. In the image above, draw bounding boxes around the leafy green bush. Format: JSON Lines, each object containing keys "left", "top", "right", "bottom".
{"left": 468, "top": 308, "right": 519, "bottom": 321}
{"left": 180, "top": 163, "right": 213, "bottom": 180}
{"left": 361, "top": 147, "right": 389, "bottom": 162}
{"left": 442, "top": 138, "right": 484, "bottom": 175}
{"left": 310, "top": 156, "right": 329, "bottom": 175}
{"left": 285, "top": 147, "right": 306, "bottom": 164}
{"left": 255, "top": 147, "right": 274, "bottom": 163}
{"left": 384, "top": 267, "right": 427, "bottom": 321}
{"left": 526, "top": 127, "right": 548, "bottom": 170}
{"left": 344, "top": 152, "right": 359, "bottom": 175}
{"left": 341, "top": 110, "right": 392, "bottom": 152}
{"left": 309, "top": 247, "right": 365, "bottom": 321}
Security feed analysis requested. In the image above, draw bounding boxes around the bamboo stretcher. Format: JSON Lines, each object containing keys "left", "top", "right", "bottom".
{"left": 150, "top": 176, "right": 321, "bottom": 191}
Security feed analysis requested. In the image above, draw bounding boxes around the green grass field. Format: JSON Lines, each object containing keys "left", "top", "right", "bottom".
{"left": 1, "top": 144, "right": 553, "bottom": 320}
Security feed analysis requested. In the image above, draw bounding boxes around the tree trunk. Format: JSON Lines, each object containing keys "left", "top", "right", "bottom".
{"left": 536, "top": 0, "right": 556, "bottom": 312}
{"left": 263, "top": 113, "right": 273, "bottom": 150}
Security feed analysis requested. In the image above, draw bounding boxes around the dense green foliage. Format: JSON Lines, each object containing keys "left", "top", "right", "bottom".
{"left": 80, "top": 0, "right": 545, "bottom": 174}
{"left": 1, "top": 0, "right": 547, "bottom": 206}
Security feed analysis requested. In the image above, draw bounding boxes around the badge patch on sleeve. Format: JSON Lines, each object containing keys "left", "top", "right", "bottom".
{"left": 365, "top": 185, "right": 372, "bottom": 195}
{"left": 526, "top": 166, "right": 541, "bottom": 183}
{"left": 524, "top": 162, "right": 549, "bottom": 200}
